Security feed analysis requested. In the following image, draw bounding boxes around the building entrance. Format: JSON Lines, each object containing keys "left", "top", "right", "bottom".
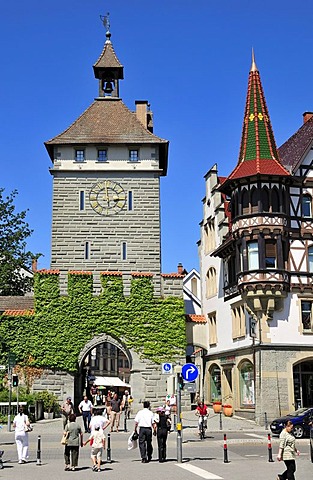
{"left": 293, "top": 361, "right": 313, "bottom": 408}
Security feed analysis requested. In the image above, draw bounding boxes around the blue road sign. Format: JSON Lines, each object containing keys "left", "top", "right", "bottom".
{"left": 181, "top": 363, "right": 199, "bottom": 382}
{"left": 162, "top": 363, "right": 173, "bottom": 374}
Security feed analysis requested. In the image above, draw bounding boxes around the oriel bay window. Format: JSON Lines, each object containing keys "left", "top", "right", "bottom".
{"left": 247, "top": 241, "right": 259, "bottom": 270}
{"left": 265, "top": 240, "right": 276, "bottom": 268}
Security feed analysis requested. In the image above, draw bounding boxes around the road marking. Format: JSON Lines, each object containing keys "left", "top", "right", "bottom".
{"left": 245, "top": 454, "right": 259, "bottom": 457}
{"left": 176, "top": 463, "right": 223, "bottom": 479}
{"left": 244, "top": 433, "right": 266, "bottom": 439}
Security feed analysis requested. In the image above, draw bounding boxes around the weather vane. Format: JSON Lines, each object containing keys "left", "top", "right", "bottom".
{"left": 100, "top": 12, "right": 110, "bottom": 33}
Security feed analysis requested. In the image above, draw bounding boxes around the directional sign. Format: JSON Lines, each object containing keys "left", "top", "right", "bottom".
{"left": 181, "top": 363, "right": 199, "bottom": 382}
{"left": 161, "top": 363, "right": 173, "bottom": 374}
{"left": 0, "top": 365, "right": 6, "bottom": 370}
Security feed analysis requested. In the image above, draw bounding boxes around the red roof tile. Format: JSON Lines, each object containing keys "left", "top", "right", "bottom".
{"left": 186, "top": 314, "right": 206, "bottom": 323}
{"left": 279, "top": 115, "right": 313, "bottom": 172}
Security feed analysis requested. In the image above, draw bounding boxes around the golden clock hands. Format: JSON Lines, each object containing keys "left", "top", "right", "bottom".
{"left": 104, "top": 182, "right": 109, "bottom": 203}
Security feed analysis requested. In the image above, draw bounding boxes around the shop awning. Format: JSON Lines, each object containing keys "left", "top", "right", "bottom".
{"left": 94, "top": 376, "right": 130, "bottom": 388}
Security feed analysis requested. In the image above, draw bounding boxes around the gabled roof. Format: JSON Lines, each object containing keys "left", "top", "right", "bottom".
{"left": 279, "top": 115, "right": 313, "bottom": 173}
{"left": 227, "top": 54, "right": 290, "bottom": 182}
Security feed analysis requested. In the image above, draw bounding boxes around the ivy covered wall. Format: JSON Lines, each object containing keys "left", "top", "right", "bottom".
{"left": 0, "top": 271, "right": 186, "bottom": 373}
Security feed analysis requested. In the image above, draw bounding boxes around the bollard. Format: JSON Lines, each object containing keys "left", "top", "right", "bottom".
{"left": 264, "top": 412, "right": 268, "bottom": 430}
{"left": 223, "top": 434, "right": 229, "bottom": 463}
{"left": 106, "top": 432, "right": 112, "bottom": 463}
{"left": 267, "top": 433, "right": 274, "bottom": 462}
{"left": 124, "top": 412, "right": 128, "bottom": 432}
{"left": 219, "top": 411, "right": 223, "bottom": 431}
{"left": 36, "top": 435, "right": 41, "bottom": 466}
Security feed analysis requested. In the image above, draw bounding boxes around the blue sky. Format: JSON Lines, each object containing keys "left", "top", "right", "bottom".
{"left": 1, "top": 1, "right": 313, "bottom": 274}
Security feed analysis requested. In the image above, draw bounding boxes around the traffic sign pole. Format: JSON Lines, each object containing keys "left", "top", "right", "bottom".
{"left": 176, "top": 371, "right": 182, "bottom": 463}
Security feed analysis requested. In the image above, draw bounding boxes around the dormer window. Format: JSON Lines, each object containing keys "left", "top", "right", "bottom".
{"left": 97, "top": 149, "right": 107, "bottom": 161}
{"left": 129, "top": 149, "right": 139, "bottom": 161}
{"left": 75, "top": 149, "right": 85, "bottom": 162}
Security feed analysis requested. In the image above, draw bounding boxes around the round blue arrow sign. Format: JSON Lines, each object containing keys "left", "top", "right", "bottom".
{"left": 181, "top": 363, "right": 199, "bottom": 382}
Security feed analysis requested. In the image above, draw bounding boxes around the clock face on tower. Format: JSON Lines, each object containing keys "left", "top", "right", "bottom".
{"left": 89, "top": 180, "right": 126, "bottom": 216}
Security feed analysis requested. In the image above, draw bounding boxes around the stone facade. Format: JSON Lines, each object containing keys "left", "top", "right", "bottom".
{"left": 51, "top": 172, "right": 162, "bottom": 295}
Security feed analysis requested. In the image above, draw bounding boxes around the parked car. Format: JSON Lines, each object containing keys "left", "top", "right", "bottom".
{"left": 270, "top": 407, "right": 313, "bottom": 438}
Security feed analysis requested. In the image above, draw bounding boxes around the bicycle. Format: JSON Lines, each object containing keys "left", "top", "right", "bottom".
{"left": 199, "top": 415, "right": 207, "bottom": 439}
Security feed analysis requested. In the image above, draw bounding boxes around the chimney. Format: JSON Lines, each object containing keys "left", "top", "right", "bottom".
{"left": 303, "top": 112, "right": 313, "bottom": 124}
{"left": 135, "top": 100, "right": 149, "bottom": 129}
{"left": 177, "top": 263, "right": 184, "bottom": 275}
{"left": 31, "top": 258, "right": 37, "bottom": 273}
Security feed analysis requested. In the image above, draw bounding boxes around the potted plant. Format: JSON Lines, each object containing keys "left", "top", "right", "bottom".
{"left": 212, "top": 400, "right": 222, "bottom": 413}
{"left": 36, "top": 390, "right": 60, "bottom": 419}
{"left": 223, "top": 404, "right": 233, "bottom": 417}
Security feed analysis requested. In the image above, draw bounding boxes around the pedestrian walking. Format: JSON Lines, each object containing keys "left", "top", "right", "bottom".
{"left": 78, "top": 395, "right": 93, "bottom": 433}
{"left": 105, "top": 391, "right": 112, "bottom": 417}
{"left": 110, "top": 393, "right": 122, "bottom": 432}
{"left": 13, "top": 406, "right": 31, "bottom": 464}
{"left": 277, "top": 420, "right": 300, "bottom": 480}
{"left": 134, "top": 400, "right": 155, "bottom": 463}
{"left": 61, "top": 396, "right": 74, "bottom": 429}
{"left": 83, "top": 425, "right": 105, "bottom": 472}
{"left": 64, "top": 413, "right": 83, "bottom": 471}
{"left": 90, "top": 409, "right": 110, "bottom": 433}
{"left": 122, "top": 390, "right": 132, "bottom": 419}
{"left": 154, "top": 407, "right": 171, "bottom": 462}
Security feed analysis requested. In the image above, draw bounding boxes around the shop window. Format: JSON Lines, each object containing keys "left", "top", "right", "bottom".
{"left": 210, "top": 365, "right": 221, "bottom": 401}
{"left": 239, "top": 361, "right": 255, "bottom": 406}
{"left": 265, "top": 241, "right": 276, "bottom": 268}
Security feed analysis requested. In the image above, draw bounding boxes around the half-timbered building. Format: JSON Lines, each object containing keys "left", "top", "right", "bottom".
{"left": 199, "top": 54, "right": 313, "bottom": 423}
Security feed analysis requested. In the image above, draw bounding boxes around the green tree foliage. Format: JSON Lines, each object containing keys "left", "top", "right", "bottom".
{"left": 0, "top": 188, "right": 38, "bottom": 295}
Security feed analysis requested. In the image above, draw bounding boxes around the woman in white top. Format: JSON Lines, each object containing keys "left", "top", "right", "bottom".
{"left": 13, "top": 406, "right": 31, "bottom": 464}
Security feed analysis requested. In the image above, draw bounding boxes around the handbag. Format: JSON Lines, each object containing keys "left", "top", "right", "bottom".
{"left": 61, "top": 432, "right": 69, "bottom": 445}
{"left": 131, "top": 431, "right": 138, "bottom": 441}
{"left": 24, "top": 424, "right": 33, "bottom": 432}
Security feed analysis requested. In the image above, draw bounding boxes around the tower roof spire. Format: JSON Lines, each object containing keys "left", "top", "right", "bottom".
{"left": 227, "top": 54, "right": 289, "bottom": 181}
{"left": 251, "top": 48, "right": 258, "bottom": 72}
{"left": 93, "top": 13, "right": 124, "bottom": 98}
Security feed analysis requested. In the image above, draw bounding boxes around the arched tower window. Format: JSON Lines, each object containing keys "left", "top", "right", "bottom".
{"left": 251, "top": 187, "right": 259, "bottom": 213}
{"left": 272, "top": 187, "right": 280, "bottom": 213}
{"left": 242, "top": 188, "right": 249, "bottom": 215}
{"left": 261, "top": 187, "right": 270, "bottom": 212}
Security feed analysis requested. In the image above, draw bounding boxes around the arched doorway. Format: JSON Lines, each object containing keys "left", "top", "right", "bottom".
{"left": 75, "top": 334, "right": 132, "bottom": 404}
{"left": 293, "top": 360, "right": 313, "bottom": 408}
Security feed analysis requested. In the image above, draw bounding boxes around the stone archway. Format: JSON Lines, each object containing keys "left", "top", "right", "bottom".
{"left": 75, "top": 334, "right": 133, "bottom": 403}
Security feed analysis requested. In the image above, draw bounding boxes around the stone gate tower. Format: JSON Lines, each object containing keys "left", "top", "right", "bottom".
{"left": 45, "top": 21, "right": 169, "bottom": 295}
